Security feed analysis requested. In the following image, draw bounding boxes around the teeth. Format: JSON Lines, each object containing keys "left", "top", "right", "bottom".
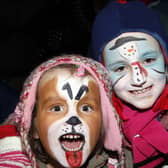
{"left": 60, "top": 134, "right": 84, "bottom": 152}
{"left": 131, "top": 86, "right": 151, "bottom": 95}
{"left": 63, "top": 135, "right": 80, "bottom": 140}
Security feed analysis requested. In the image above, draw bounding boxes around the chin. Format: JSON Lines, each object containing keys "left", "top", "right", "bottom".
{"left": 132, "top": 100, "right": 155, "bottom": 110}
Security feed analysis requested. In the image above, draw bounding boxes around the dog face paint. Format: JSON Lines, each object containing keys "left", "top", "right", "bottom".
{"left": 103, "top": 32, "right": 166, "bottom": 109}
{"left": 35, "top": 67, "right": 102, "bottom": 167}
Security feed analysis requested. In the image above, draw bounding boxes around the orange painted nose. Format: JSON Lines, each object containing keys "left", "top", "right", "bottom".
{"left": 127, "top": 49, "right": 134, "bottom": 52}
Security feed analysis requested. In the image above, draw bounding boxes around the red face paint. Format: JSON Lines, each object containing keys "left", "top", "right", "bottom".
{"left": 131, "top": 62, "right": 148, "bottom": 76}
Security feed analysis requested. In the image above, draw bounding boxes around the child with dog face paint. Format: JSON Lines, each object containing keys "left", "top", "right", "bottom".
{"left": 91, "top": 1, "right": 168, "bottom": 167}
{"left": 0, "top": 55, "right": 123, "bottom": 168}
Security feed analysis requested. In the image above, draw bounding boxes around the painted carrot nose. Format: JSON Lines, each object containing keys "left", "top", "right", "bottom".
{"left": 127, "top": 48, "right": 134, "bottom": 52}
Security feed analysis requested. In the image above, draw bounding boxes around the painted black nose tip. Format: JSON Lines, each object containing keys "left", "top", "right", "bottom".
{"left": 66, "top": 116, "right": 81, "bottom": 125}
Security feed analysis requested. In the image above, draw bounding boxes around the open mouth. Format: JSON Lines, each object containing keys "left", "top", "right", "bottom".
{"left": 59, "top": 133, "right": 85, "bottom": 152}
{"left": 59, "top": 133, "right": 85, "bottom": 167}
{"left": 129, "top": 85, "right": 153, "bottom": 95}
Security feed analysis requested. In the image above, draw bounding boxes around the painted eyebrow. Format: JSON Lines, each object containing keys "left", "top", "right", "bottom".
{"left": 109, "top": 36, "right": 146, "bottom": 50}
{"left": 75, "top": 85, "right": 88, "bottom": 100}
{"left": 62, "top": 82, "right": 73, "bottom": 99}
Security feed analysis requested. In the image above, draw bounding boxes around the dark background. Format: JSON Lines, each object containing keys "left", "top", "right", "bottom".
{"left": 0, "top": 0, "right": 168, "bottom": 91}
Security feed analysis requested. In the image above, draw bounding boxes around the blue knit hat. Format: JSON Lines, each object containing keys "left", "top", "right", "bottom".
{"left": 91, "top": 1, "right": 168, "bottom": 61}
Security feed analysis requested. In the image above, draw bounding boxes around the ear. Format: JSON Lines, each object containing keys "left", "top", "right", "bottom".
{"left": 32, "top": 117, "right": 39, "bottom": 139}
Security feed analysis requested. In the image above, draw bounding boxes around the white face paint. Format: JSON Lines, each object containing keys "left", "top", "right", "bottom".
{"left": 103, "top": 32, "right": 166, "bottom": 109}
{"left": 48, "top": 69, "right": 92, "bottom": 167}
{"left": 48, "top": 115, "right": 90, "bottom": 167}
{"left": 36, "top": 67, "right": 102, "bottom": 168}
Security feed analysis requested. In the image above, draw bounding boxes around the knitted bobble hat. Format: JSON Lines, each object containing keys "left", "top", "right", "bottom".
{"left": 9, "top": 54, "right": 122, "bottom": 167}
{"left": 91, "top": 1, "right": 168, "bottom": 61}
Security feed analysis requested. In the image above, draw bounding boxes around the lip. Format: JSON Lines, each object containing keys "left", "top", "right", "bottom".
{"left": 129, "top": 85, "right": 153, "bottom": 95}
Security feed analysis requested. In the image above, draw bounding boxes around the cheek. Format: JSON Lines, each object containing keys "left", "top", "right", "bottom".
{"left": 36, "top": 119, "right": 52, "bottom": 154}
{"left": 84, "top": 114, "right": 102, "bottom": 150}
{"left": 145, "top": 57, "right": 165, "bottom": 75}
{"left": 109, "top": 71, "right": 121, "bottom": 85}
{"left": 114, "top": 75, "right": 129, "bottom": 91}
{"left": 36, "top": 114, "right": 62, "bottom": 156}
{"left": 146, "top": 68, "right": 166, "bottom": 81}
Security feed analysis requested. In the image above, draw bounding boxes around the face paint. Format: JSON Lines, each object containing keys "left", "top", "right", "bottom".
{"left": 103, "top": 32, "right": 166, "bottom": 109}
{"left": 35, "top": 67, "right": 102, "bottom": 167}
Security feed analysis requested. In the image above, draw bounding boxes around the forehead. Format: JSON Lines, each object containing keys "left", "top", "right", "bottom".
{"left": 38, "top": 66, "right": 96, "bottom": 90}
{"left": 37, "top": 67, "right": 99, "bottom": 105}
{"left": 104, "top": 32, "right": 160, "bottom": 52}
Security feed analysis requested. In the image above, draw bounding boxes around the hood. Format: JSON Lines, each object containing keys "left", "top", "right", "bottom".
{"left": 11, "top": 54, "right": 122, "bottom": 166}
{"left": 91, "top": 1, "right": 168, "bottom": 61}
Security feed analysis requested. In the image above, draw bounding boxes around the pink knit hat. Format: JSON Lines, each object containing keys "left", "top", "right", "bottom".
{"left": 11, "top": 54, "right": 122, "bottom": 167}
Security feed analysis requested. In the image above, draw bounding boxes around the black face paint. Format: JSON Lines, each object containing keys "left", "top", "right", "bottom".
{"left": 75, "top": 85, "right": 88, "bottom": 100}
{"left": 66, "top": 116, "right": 82, "bottom": 125}
{"left": 62, "top": 82, "right": 73, "bottom": 99}
{"left": 112, "top": 75, "right": 125, "bottom": 89}
{"left": 152, "top": 68, "right": 165, "bottom": 74}
{"left": 62, "top": 82, "right": 89, "bottom": 100}
{"left": 110, "top": 36, "right": 146, "bottom": 50}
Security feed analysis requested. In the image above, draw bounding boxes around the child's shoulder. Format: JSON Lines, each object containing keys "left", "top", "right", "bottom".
{"left": 0, "top": 124, "right": 32, "bottom": 167}
{"left": 0, "top": 125, "right": 21, "bottom": 152}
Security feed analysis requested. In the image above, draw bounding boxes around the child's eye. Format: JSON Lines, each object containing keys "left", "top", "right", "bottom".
{"left": 108, "top": 63, "right": 127, "bottom": 73}
{"left": 143, "top": 58, "right": 156, "bottom": 65}
{"left": 49, "top": 105, "right": 64, "bottom": 112}
{"left": 114, "top": 66, "right": 126, "bottom": 72}
{"left": 80, "top": 104, "right": 93, "bottom": 113}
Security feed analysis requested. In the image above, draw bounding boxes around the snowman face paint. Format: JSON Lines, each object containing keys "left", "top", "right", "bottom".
{"left": 103, "top": 32, "right": 166, "bottom": 109}
{"left": 35, "top": 66, "right": 102, "bottom": 167}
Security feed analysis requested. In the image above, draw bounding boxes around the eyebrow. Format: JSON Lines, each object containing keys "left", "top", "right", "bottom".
{"left": 41, "top": 97, "right": 64, "bottom": 107}
{"left": 109, "top": 36, "right": 146, "bottom": 50}
{"left": 142, "top": 51, "right": 158, "bottom": 57}
{"left": 108, "top": 61, "right": 126, "bottom": 69}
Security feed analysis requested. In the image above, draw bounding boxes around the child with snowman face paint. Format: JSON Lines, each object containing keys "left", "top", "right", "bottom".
{"left": 91, "top": 1, "right": 168, "bottom": 167}
{"left": 0, "top": 55, "right": 123, "bottom": 168}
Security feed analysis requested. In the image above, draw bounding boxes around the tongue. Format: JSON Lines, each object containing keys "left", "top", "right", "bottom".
{"left": 65, "top": 150, "right": 82, "bottom": 168}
